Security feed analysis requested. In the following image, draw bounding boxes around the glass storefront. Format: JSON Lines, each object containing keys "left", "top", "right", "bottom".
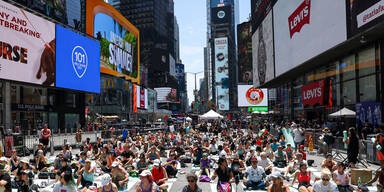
{"left": 274, "top": 43, "right": 382, "bottom": 124}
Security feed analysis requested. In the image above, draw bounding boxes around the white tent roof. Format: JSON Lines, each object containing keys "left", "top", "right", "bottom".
{"left": 199, "top": 110, "right": 223, "bottom": 120}
{"left": 329, "top": 107, "right": 356, "bottom": 117}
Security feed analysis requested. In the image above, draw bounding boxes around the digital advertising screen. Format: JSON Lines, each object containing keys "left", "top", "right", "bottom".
{"left": 211, "top": 5, "right": 232, "bottom": 24}
{"left": 238, "top": 85, "right": 268, "bottom": 107}
{"left": 237, "top": 22, "right": 253, "bottom": 84}
{"left": 251, "top": 0, "right": 277, "bottom": 34}
{"left": 273, "top": 0, "right": 347, "bottom": 77}
{"left": 215, "top": 37, "right": 229, "bottom": 111}
{"left": 252, "top": 11, "right": 274, "bottom": 87}
{"left": 0, "top": 0, "right": 55, "bottom": 86}
{"left": 55, "top": 25, "right": 100, "bottom": 93}
{"left": 210, "top": 0, "right": 231, "bottom": 7}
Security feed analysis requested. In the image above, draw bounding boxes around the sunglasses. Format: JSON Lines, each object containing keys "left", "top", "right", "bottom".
{"left": 322, "top": 178, "right": 330, "bottom": 181}
{"left": 188, "top": 179, "right": 195, "bottom": 183}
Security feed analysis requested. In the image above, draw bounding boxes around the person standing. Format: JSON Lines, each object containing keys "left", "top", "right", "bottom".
{"left": 41, "top": 124, "right": 51, "bottom": 151}
{"left": 374, "top": 124, "right": 384, "bottom": 166}
{"left": 293, "top": 125, "right": 305, "bottom": 152}
{"left": 345, "top": 127, "right": 359, "bottom": 168}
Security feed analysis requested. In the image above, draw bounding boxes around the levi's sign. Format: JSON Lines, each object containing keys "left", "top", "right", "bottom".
{"left": 289, "top": 0, "right": 311, "bottom": 38}
{"left": 301, "top": 80, "right": 325, "bottom": 106}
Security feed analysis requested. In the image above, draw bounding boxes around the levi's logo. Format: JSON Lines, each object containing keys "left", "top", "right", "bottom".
{"left": 288, "top": 0, "right": 311, "bottom": 38}
{"left": 303, "top": 88, "right": 322, "bottom": 100}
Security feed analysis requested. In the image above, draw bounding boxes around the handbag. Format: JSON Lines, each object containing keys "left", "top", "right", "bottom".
{"left": 219, "top": 182, "right": 231, "bottom": 192}
{"left": 199, "top": 175, "right": 211, "bottom": 182}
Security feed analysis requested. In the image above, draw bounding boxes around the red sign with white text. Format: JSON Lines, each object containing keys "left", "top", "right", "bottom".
{"left": 302, "top": 80, "right": 325, "bottom": 106}
{"left": 140, "top": 87, "right": 145, "bottom": 109}
{"left": 288, "top": 0, "right": 311, "bottom": 38}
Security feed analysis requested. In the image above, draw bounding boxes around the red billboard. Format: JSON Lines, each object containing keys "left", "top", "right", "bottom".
{"left": 301, "top": 80, "right": 325, "bottom": 106}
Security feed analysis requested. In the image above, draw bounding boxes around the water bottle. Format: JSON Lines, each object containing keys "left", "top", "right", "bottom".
{"left": 358, "top": 177, "right": 362, "bottom": 187}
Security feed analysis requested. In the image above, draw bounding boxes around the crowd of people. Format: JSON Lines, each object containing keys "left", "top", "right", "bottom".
{"left": 0, "top": 120, "right": 383, "bottom": 192}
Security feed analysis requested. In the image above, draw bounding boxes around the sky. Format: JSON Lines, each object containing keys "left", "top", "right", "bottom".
{"left": 174, "top": 0, "right": 251, "bottom": 106}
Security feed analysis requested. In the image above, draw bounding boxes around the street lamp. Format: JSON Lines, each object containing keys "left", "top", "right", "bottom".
{"left": 185, "top": 71, "right": 204, "bottom": 102}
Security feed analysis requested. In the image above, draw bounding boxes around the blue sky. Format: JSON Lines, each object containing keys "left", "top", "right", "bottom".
{"left": 174, "top": 0, "right": 251, "bottom": 105}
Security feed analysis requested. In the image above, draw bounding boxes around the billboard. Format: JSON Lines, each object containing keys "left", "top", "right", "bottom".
{"left": 238, "top": 85, "right": 268, "bottom": 107}
{"left": 253, "top": 11, "right": 274, "bottom": 87}
{"left": 273, "top": 0, "right": 347, "bottom": 77}
{"left": 215, "top": 37, "right": 229, "bottom": 111}
{"left": 347, "top": 0, "right": 384, "bottom": 38}
{"left": 0, "top": 0, "right": 56, "bottom": 86}
{"left": 155, "top": 88, "right": 177, "bottom": 103}
{"left": 86, "top": 0, "right": 140, "bottom": 84}
{"left": 137, "top": 86, "right": 148, "bottom": 109}
{"left": 251, "top": 0, "right": 277, "bottom": 34}
{"left": 237, "top": 22, "right": 253, "bottom": 84}
{"left": 175, "top": 63, "right": 185, "bottom": 92}
{"left": 210, "top": 0, "right": 231, "bottom": 7}
{"left": 211, "top": 6, "right": 232, "bottom": 24}
{"left": 356, "top": 102, "right": 382, "bottom": 127}
{"left": 56, "top": 25, "right": 100, "bottom": 93}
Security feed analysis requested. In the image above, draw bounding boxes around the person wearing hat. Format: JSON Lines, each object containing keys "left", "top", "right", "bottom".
{"left": 135, "top": 170, "right": 158, "bottom": 192}
{"left": 259, "top": 152, "right": 273, "bottom": 175}
{"left": 164, "top": 152, "right": 178, "bottom": 178}
{"left": 243, "top": 157, "right": 266, "bottom": 190}
{"left": 267, "top": 172, "right": 289, "bottom": 192}
{"left": 319, "top": 127, "right": 334, "bottom": 157}
{"left": 0, "top": 157, "right": 10, "bottom": 173}
{"left": 13, "top": 158, "right": 30, "bottom": 177}
{"left": 110, "top": 161, "right": 129, "bottom": 190}
{"left": 150, "top": 159, "right": 169, "bottom": 192}
{"left": 0, "top": 156, "right": 11, "bottom": 192}
{"left": 198, "top": 153, "right": 211, "bottom": 177}
{"left": 76, "top": 159, "right": 95, "bottom": 188}
{"left": 182, "top": 172, "right": 202, "bottom": 192}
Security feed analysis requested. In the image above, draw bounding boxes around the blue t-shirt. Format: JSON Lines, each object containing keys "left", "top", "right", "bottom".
{"left": 122, "top": 129, "right": 128, "bottom": 139}
{"left": 271, "top": 143, "right": 279, "bottom": 152}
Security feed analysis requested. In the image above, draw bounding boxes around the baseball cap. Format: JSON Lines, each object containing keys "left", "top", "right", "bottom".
{"left": 260, "top": 152, "right": 267, "bottom": 157}
{"left": 111, "top": 162, "right": 119, "bottom": 168}
{"left": 139, "top": 170, "right": 152, "bottom": 177}
{"left": 203, "top": 153, "right": 208, "bottom": 157}
{"left": 0, "top": 157, "right": 8, "bottom": 163}
{"left": 153, "top": 159, "right": 161, "bottom": 167}
{"left": 20, "top": 157, "right": 29, "bottom": 165}
{"left": 101, "top": 174, "right": 112, "bottom": 186}
{"left": 271, "top": 172, "right": 282, "bottom": 178}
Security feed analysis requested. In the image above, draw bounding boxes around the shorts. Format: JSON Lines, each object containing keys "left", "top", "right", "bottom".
{"left": 41, "top": 139, "right": 49, "bottom": 146}
{"left": 298, "top": 182, "right": 311, "bottom": 188}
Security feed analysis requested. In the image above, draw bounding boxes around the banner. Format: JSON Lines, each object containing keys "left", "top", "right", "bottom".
{"left": 356, "top": 102, "right": 382, "bottom": 127}
{"left": 301, "top": 80, "right": 325, "bottom": 106}
{"left": 140, "top": 86, "right": 145, "bottom": 109}
{"left": 237, "top": 22, "right": 253, "bottom": 84}
{"left": 253, "top": 10, "right": 274, "bottom": 87}
{"left": 273, "top": 0, "right": 347, "bottom": 77}
{"left": 211, "top": 6, "right": 232, "bottom": 24}
{"left": 347, "top": 0, "right": 384, "bottom": 38}
{"left": 56, "top": 25, "right": 100, "bottom": 93}
{"left": 251, "top": 0, "right": 277, "bottom": 34}
{"left": 0, "top": 0, "right": 55, "bottom": 86}
{"left": 238, "top": 85, "right": 268, "bottom": 107}
{"left": 133, "top": 84, "right": 137, "bottom": 112}
{"left": 215, "top": 37, "right": 229, "bottom": 111}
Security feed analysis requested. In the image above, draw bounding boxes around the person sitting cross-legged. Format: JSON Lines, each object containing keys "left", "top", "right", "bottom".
{"left": 243, "top": 157, "right": 266, "bottom": 190}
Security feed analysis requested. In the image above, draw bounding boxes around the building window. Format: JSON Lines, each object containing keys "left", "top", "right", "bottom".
{"left": 359, "top": 75, "right": 376, "bottom": 102}
{"left": 341, "top": 55, "right": 356, "bottom": 82}
{"left": 357, "top": 46, "right": 376, "bottom": 77}
{"left": 343, "top": 80, "right": 356, "bottom": 105}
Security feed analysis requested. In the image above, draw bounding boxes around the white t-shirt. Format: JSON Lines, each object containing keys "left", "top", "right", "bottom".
{"left": 245, "top": 166, "right": 265, "bottom": 182}
{"left": 258, "top": 158, "right": 272, "bottom": 169}
{"left": 293, "top": 128, "right": 305, "bottom": 143}
{"left": 312, "top": 180, "right": 337, "bottom": 192}
{"left": 210, "top": 144, "right": 217, "bottom": 153}
{"left": 53, "top": 182, "right": 77, "bottom": 192}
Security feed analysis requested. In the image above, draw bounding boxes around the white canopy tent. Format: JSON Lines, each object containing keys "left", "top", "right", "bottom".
{"left": 199, "top": 110, "right": 224, "bottom": 120}
{"left": 329, "top": 107, "right": 356, "bottom": 117}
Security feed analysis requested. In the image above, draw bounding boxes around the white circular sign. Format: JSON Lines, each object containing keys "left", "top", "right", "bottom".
{"left": 71, "top": 46, "right": 88, "bottom": 79}
{"left": 218, "top": 10, "right": 225, "bottom": 19}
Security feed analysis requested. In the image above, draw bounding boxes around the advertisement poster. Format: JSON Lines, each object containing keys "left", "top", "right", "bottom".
{"left": 273, "top": 0, "right": 347, "bottom": 77}
{"left": 237, "top": 22, "right": 253, "bottom": 84}
{"left": 210, "top": 0, "right": 231, "bottom": 7}
{"left": 356, "top": 102, "right": 382, "bottom": 127}
{"left": 4, "top": 136, "right": 14, "bottom": 157}
{"left": 211, "top": 5, "right": 232, "bottom": 24}
{"left": 301, "top": 80, "right": 325, "bottom": 107}
{"left": 253, "top": 11, "right": 274, "bottom": 87}
{"left": 251, "top": 0, "right": 277, "bottom": 34}
{"left": 140, "top": 86, "right": 145, "bottom": 109}
{"left": 347, "top": 0, "right": 384, "bottom": 38}
{"left": 94, "top": 13, "right": 138, "bottom": 81}
{"left": 56, "top": 25, "right": 100, "bottom": 93}
{"left": 0, "top": 0, "right": 56, "bottom": 86}
{"left": 238, "top": 85, "right": 268, "bottom": 107}
{"left": 215, "top": 37, "right": 229, "bottom": 111}
{"left": 133, "top": 84, "right": 137, "bottom": 112}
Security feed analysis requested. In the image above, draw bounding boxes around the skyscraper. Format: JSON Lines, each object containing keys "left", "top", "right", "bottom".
{"left": 206, "top": 0, "right": 239, "bottom": 111}
{"left": 113, "top": 0, "right": 177, "bottom": 88}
